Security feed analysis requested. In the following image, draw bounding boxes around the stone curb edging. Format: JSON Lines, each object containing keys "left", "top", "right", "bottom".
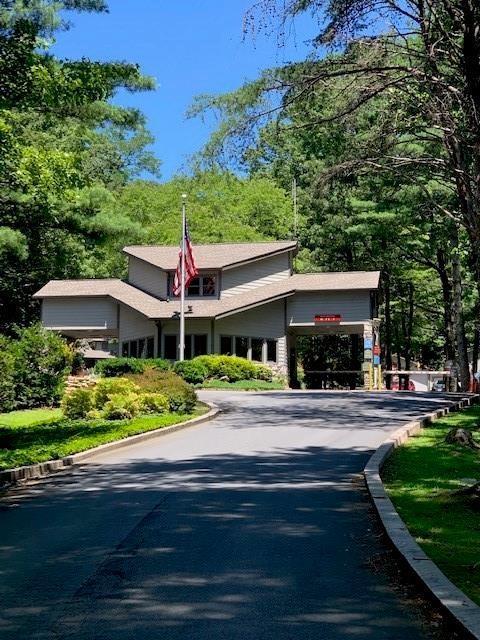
{"left": 0, "top": 403, "right": 220, "bottom": 487}
{"left": 364, "top": 395, "right": 480, "bottom": 640}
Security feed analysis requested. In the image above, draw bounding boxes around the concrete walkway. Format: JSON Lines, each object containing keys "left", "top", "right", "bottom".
{"left": 0, "top": 391, "right": 456, "bottom": 639}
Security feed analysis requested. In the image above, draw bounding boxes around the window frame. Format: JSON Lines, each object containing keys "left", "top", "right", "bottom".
{"left": 167, "top": 272, "right": 218, "bottom": 298}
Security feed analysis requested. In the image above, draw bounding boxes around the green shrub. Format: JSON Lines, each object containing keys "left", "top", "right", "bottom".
{"left": 177, "top": 355, "right": 272, "bottom": 383}
{"left": 93, "top": 377, "right": 140, "bottom": 409}
{"left": 174, "top": 359, "right": 209, "bottom": 384}
{"left": 103, "top": 393, "right": 141, "bottom": 420}
{"left": 62, "top": 388, "right": 94, "bottom": 420}
{"left": 126, "top": 370, "right": 197, "bottom": 413}
{"left": 95, "top": 358, "right": 171, "bottom": 377}
{"left": 0, "top": 336, "right": 15, "bottom": 413}
{"left": 138, "top": 393, "right": 169, "bottom": 414}
{"left": 10, "top": 324, "right": 73, "bottom": 409}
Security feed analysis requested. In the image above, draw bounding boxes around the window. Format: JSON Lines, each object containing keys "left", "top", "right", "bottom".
{"left": 266, "top": 339, "right": 277, "bottom": 363}
{"left": 251, "top": 338, "right": 263, "bottom": 362}
{"left": 202, "top": 275, "right": 216, "bottom": 297}
{"left": 138, "top": 338, "right": 146, "bottom": 358}
{"left": 187, "top": 277, "right": 200, "bottom": 296}
{"left": 164, "top": 335, "right": 177, "bottom": 360}
{"left": 194, "top": 334, "right": 208, "bottom": 356}
{"left": 185, "top": 335, "right": 192, "bottom": 360}
{"left": 168, "top": 273, "right": 217, "bottom": 297}
{"left": 164, "top": 334, "right": 208, "bottom": 360}
{"left": 146, "top": 337, "right": 155, "bottom": 358}
{"left": 129, "top": 340, "right": 138, "bottom": 358}
{"left": 122, "top": 342, "right": 129, "bottom": 357}
{"left": 235, "top": 336, "right": 249, "bottom": 359}
{"left": 220, "top": 336, "right": 232, "bottom": 355}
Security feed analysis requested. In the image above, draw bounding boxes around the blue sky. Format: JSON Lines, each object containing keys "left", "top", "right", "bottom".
{"left": 53, "top": 1, "right": 316, "bottom": 181}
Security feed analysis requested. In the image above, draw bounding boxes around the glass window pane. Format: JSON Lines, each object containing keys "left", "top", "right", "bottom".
{"left": 122, "top": 342, "right": 129, "bottom": 357}
{"left": 202, "top": 275, "right": 216, "bottom": 297}
{"left": 235, "top": 336, "right": 248, "bottom": 359}
{"left": 185, "top": 334, "right": 192, "bottom": 360}
{"left": 252, "top": 338, "right": 263, "bottom": 362}
{"left": 194, "top": 334, "right": 208, "bottom": 356}
{"left": 220, "top": 336, "right": 232, "bottom": 355}
{"left": 146, "top": 337, "right": 155, "bottom": 358}
{"left": 138, "top": 338, "right": 146, "bottom": 358}
{"left": 129, "top": 340, "right": 138, "bottom": 358}
{"left": 187, "top": 278, "right": 200, "bottom": 296}
{"left": 164, "top": 335, "right": 177, "bottom": 360}
{"left": 266, "top": 339, "right": 277, "bottom": 363}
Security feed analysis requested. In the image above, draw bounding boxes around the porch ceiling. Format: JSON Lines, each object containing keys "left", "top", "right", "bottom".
{"left": 288, "top": 322, "right": 369, "bottom": 336}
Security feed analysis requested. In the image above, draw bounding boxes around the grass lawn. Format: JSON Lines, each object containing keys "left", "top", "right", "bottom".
{"left": 0, "top": 404, "right": 208, "bottom": 471}
{"left": 200, "top": 379, "right": 285, "bottom": 391}
{"left": 383, "top": 405, "right": 480, "bottom": 605}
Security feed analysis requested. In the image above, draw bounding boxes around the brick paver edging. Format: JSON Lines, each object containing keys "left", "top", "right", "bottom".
{"left": 364, "top": 394, "right": 480, "bottom": 639}
{"left": 0, "top": 403, "right": 219, "bottom": 487}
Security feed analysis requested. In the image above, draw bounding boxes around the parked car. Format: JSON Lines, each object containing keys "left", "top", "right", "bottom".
{"left": 432, "top": 379, "right": 446, "bottom": 392}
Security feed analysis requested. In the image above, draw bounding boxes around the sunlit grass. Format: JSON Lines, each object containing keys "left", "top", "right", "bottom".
{"left": 200, "top": 379, "right": 284, "bottom": 390}
{"left": 0, "top": 404, "right": 208, "bottom": 471}
{"left": 383, "top": 405, "right": 480, "bottom": 605}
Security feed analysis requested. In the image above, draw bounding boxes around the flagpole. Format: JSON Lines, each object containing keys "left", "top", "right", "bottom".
{"left": 179, "top": 194, "right": 187, "bottom": 361}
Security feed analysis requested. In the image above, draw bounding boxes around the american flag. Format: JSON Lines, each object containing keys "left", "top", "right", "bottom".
{"left": 173, "top": 221, "right": 198, "bottom": 297}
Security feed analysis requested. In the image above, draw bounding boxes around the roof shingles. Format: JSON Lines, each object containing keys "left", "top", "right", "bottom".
{"left": 34, "top": 270, "right": 380, "bottom": 321}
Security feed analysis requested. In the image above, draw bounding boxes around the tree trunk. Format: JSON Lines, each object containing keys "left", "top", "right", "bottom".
{"left": 436, "top": 247, "right": 456, "bottom": 363}
{"left": 383, "top": 270, "right": 393, "bottom": 389}
{"left": 451, "top": 227, "right": 470, "bottom": 391}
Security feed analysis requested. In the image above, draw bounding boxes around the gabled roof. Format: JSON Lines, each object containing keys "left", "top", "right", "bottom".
{"left": 34, "top": 270, "right": 380, "bottom": 321}
{"left": 123, "top": 241, "right": 298, "bottom": 271}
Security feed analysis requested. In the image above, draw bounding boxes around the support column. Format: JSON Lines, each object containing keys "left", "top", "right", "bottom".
{"left": 287, "top": 333, "right": 299, "bottom": 388}
{"left": 363, "top": 322, "right": 373, "bottom": 389}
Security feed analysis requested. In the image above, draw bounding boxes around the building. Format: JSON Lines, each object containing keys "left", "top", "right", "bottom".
{"left": 34, "top": 241, "right": 380, "bottom": 383}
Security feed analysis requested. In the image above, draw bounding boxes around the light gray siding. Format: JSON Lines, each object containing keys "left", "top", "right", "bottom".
{"left": 221, "top": 253, "right": 291, "bottom": 297}
{"left": 42, "top": 298, "right": 118, "bottom": 330}
{"left": 214, "top": 300, "right": 287, "bottom": 368}
{"left": 127, "top": 256, "right": 167, "bottom": 298}
{"left": 287, "top": 291, "right": 371, "bottom": 325}
{"left": 119, "top": 305, "right": 158, "bottom": 352}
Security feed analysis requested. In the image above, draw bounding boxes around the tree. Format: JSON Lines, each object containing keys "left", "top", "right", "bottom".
{"left": 0, "top": 1, "right": 158, "bottom": 331}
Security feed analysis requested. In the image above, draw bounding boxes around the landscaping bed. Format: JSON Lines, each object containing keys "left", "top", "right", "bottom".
{"left": 200, "top": 379, "right": 284, "bottom": 391}
{"left": 0, "top": 404, "right": 208, "bottom": 471}
{"left": 382, "top": 405, "right": 480, "bottom": 605}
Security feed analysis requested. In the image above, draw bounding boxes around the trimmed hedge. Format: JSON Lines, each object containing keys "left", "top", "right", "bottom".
{"left": 174, "top": 355, "right": 273, "bottom": 384}
{"left": 94, "top": 357, "right": 171, "bottom": 377}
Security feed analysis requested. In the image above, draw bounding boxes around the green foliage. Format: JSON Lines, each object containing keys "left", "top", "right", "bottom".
{"left": 61, "top": 388, "right": 93, "bottom": 420}
{"left": 9, "top": 324, "right": 72, "bottom": 409}
{"left": 0, "top": 407, "right": 207, "bottom": 471}
{"left": 173, "top": 359, "right": 210, "bottom": 385}
{"left": 103, "top": 393, "right": 140, "bottom": 421}
{"left": 95, "top": 357, "right": 171, "bottom": 377}
{"left": 180, "top": 355, "right": 273, "bottom": 383}
{"left": 383, "top": 405, "right": 480, "bottom": 605}
{"left": 201, "top": 379, "right": 284, "bottom": 391}
{"left": 126, "top": 370, "right": 197, "bottom": 414}
{"left": 0, "top": 336, "right": 15, "bottom": 412}
{"left": 138, "top": 393, "right": 169, "bottom": 415}
{"left": 93, "top": 377, "right": 139, "bottom": 409}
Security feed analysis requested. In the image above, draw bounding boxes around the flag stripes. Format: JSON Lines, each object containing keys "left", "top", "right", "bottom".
{"left": 173, "top": 222, "right": 198, "bottom": 296}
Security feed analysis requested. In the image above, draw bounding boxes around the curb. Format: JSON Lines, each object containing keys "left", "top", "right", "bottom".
{"left": 364, "top": 395, "right": 480, "bottom": 639}
{"left": 0, "top": 403, "right": 220, "bottom": 487}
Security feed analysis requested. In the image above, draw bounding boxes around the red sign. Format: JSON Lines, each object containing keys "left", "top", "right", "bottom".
{"left": 314, "top": 314, "right": 342, "bottom": 323}
{"left": 373, "top": 345, "right": 381, "bottom": 356}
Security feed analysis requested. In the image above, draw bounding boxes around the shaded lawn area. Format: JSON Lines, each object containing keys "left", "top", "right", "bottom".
{"left": 0, "top": 405, "right": 207, "bottom": 471}
{"left": 383, "top": 405, "right": 480, "bottom": 605}
{"left": 200, "top": 379, "right": 285, "bottom": 391}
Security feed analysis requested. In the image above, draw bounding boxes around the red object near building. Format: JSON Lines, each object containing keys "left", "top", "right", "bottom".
{"left": 314, "top": 314, "right": 342, "bottom": 323}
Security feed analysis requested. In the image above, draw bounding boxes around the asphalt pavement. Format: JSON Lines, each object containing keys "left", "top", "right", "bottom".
{"left": 0, "top": 391, "right": 458, "bottom": 640}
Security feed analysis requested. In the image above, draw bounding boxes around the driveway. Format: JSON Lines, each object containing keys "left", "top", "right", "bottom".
{"left": 0, "top": 391, "right": 457, "bottom": 640}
